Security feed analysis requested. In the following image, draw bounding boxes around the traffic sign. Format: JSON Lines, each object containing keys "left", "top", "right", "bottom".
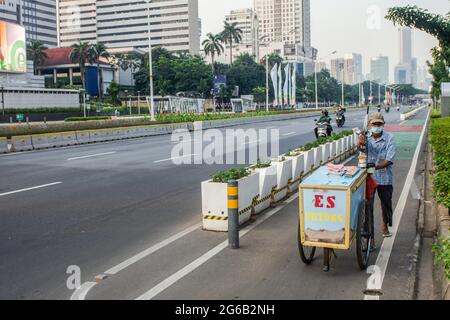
{"left": 16, "top": 113, "right": 24, "bottom": 122}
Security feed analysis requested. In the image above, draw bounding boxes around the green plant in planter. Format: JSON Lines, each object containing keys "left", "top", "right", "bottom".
{"left": 286, "top": 149, "right": 302, "bottom": 157}
{"left": 252, "top": 158, "right": 272, "bottom": 169}
{"left": 212, "top": 167, "right": 251, "bottom": 183}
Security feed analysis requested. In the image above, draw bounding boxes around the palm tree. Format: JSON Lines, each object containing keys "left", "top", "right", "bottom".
{"left": 266, "top": 53, "right": 283, "bottom": 69}
{"left": 70, "top": 41, "right": 92, "bottom": 89}
{"left": 90, "top": 42, "right": 110, "bottom": 99}
{"left": 202, "top": 33, "right": 224, "bottom": 74}
{"left": 27, "top": 40, "right": 48, "bottom": 75}
{"left": 220, "top": 21, "right": 243, "bottom": 65}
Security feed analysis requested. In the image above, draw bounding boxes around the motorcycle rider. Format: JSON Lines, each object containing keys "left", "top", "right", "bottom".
{"left": 336, "top": 106, "right": 346, "bottom": 125}
{"left": 314, "top": 109, "right": 333, "bottom": 139}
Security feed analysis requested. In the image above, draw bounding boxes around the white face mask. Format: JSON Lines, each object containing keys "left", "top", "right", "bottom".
{"left": 369, "top": 126, "right": 384, "bottom": 135}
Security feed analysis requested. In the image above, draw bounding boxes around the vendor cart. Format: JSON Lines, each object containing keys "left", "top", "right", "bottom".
{"left": 298, "top": 166, "right": 374, "bottom": 272}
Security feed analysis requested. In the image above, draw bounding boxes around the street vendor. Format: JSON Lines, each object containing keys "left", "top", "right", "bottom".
{"left": 358, "top": 113, "right": 397, "bottom": 239}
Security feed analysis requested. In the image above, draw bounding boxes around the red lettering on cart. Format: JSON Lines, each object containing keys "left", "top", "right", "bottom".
{"left": 326, "top": 196, "right": 336, "bottom": 209}
{"left": 314, "top": 195, "right": 324, "bottom": 208}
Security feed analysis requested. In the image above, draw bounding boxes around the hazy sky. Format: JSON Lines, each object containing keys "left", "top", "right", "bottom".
{"left": 199, "top": 0, "right": 449, "bottom": 81}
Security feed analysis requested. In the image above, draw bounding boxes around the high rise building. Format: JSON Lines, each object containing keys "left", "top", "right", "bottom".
{"left": 330, "top": 58, "right": 344, "bottom": 83}
{"left": 57, "top": 0, "right": 200, "bottom": 55}
{"left": 224, "top": 8, "right": 259, "bottom": 62}
{"left": 394, "top": 27, "right": 417, "bottom": 86}
{"left": 254, "top": 0, "right": 312, "bottom": 59}
{"left": 0, "top": 0, "right": 57, "bottom": 47}
{"left": 331, "top": 53, "right": 362, "bottom": 85}
{"left": 370, "top": 55, "right": 389, "bottom": 84}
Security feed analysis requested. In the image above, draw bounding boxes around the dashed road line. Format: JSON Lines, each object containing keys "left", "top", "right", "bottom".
{"left": 0, "top": 182, "right": 62, "bottom": 197}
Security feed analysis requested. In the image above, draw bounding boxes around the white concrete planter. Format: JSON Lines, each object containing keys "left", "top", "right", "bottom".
{"left": 201, "top": 171, "right": 260, "bottom": 232}
{"left": 285, "top": 153, "right": 305, "bottom": 192}
{"left": 252, "top": 164, "right": 278, "bottom": 214}
{"left": 303, "top": 149, "right": 315, "bottom": 173}
{"left": 330, "top": 141, "right": 338, "bottom": 160}
{"left": 272, "top": 158, "right": 293, "bottom": 202}
{"left": 322, "top": 142, "right": 332, "bottom": 163}
{"left": 313, "top": 145, "right": 324, "bottom": 168}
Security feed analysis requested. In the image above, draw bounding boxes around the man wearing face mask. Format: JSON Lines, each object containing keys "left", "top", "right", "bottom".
{"left": 361, "top": 112, "right": 397, "bottom": 239}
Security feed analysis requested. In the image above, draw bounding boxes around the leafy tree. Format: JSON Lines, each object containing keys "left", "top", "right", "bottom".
{"left": 226, "top": 53, "right": 265, "bottom": 96}
{"left": 26, "top": 40, "right": 48, "bottom": 75}
{"left": 263, "top": 53, "right": 283, "bottom": 69}
{"left": 221, "top": 21, "right": 243, "bottom": 64}
{"left": 89, "top": 42, "right": 110, "bottom": 99}
{"left": 70, "top": 41, "right": 92, "bottom": 89}
{"left": 202, "top": 33, "right": 224, "bottom": 74}
{"left": 107, "top": 80, "right": 120, "bottom": 105}
{"left": 252, "top": 86, "right": 266, "bottom": 103}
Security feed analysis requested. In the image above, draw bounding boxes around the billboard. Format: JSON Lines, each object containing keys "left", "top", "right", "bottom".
{"left": 0, "top": 21, "right": 27, "bottom": 73}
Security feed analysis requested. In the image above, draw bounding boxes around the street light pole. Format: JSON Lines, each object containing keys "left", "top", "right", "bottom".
{"left": 147, "top": 0, "right": 155, "bottom": 121}
{"left": 378, "top": 82, "right": 381, "bottom": 105}
{"left": 314, "top": 62, "right": 318, "bottom": 110}
{"left": 1, "top": 85, "right": 4, "bottom": 116}
{"left": 265, "top": 52, "right": 269, "bottom": 112}
{"left": 341, "top": 64, "right": 344, "bottom": 107}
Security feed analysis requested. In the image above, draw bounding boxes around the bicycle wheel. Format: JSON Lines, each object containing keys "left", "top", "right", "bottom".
{"left": 356, "top": 200, "right": 373, "bottom": 270}
{"left": 298, "top": 221, "right": 316, "bottom": 264}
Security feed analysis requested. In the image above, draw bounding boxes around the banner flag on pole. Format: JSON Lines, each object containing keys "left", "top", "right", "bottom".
{"left": 291, "top": 64, "right": 296, "bottom": 107}
{"left": 283, "top": 64, "right": 289, "bottom": 106}
{"left": 270, "top": 63, "right": 278, "bottom": 107}
{"left": 277, "top": 63, "right": 282, "bottom": 107}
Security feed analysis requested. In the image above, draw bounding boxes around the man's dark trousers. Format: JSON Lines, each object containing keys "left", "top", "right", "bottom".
{"left": 367, "top": 185, "right": 394, "bottom": 227}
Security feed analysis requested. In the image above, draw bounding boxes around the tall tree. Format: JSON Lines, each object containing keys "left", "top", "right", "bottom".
{"left": 89, "top": 42, "right": 110, "bottom": 99}
{"left": 70, "top": 42, "right": 92, "bottom": 89}
{"left": 221, "top": 21, "right": 243, "bottom": 65}
{"left": 202, "top": 33, "right": 224, "bottom": 73}
{"left": 26, "top": 40, "right": 48, "bottom": 75}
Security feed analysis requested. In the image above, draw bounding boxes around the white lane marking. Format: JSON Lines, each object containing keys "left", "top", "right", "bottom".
{"left": 67, "top": 152, "right": 116, "bottom": 161}
{"left": 135, "top": 194, "right": 299, "bottom": 300}
{"left": 283, "top": 132, "right": 296, "bottom": 136}
{"left": 105, "top": 223, "right": 202, "bottom": 275}
{"left": 70, "top": 223, "right": 201, "bottom": 300}
{"left": 70, "top": 282, "right": 97, "bottom": 300}
{"left": 0, "top": 182, "right": 62, "bottom": 197}
{"left": 153, "top": 153, "right": 196, "bottom": 163}
{"left": 363, "top": 108, "right": 430, "bottom": 300}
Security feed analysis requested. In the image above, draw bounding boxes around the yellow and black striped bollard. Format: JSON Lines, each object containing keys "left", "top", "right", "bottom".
{"left": 227, "top": 180, "right": 239, "bottom": 249}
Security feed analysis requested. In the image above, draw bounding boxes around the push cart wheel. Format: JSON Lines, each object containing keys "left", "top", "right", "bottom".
{"left": 356, "top": 200, "right": 373, "bottom": 270}
{"left": 298, "top": 221, "right": 316, "bottom": 264}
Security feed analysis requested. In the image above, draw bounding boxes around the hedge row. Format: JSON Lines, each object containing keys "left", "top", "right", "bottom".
{"left": 430, "top": 117, "right": 450, "bottom": 209}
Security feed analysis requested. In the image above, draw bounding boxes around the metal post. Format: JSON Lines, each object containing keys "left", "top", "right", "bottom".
{"left": 83, "top": 92, "right": 86, "bottom": 118}
{"left": 147, "top": 0, "right": 155, "bottom": 121}
{"left": 227, "top": 180, "right": 239, "bottom": 249}
{"left": 1, "top": 85, "right": 4, "bottom": 116}
{"left": 138, "top": 92, "right": 141, "bottom": 115}
{"left": 315, "top": 62, "right": 318, "bottom": 110}
{"left": 378, "top": 83, "right": 381, "bottom": 105}
{"left": 369, "top": 80, "right": 372, "bottom": 106}
{"left": 129, "top": 95, "right": 132, "bottom": 115}
{"left": 341, "top": 65, "right": 344, "bottom": 107}
{"left": 265, "top": 52, "right": 269, "bottom": 112}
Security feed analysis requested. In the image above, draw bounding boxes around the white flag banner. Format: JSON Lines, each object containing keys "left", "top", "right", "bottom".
{"left": 361, "top": 84, "right": 365, "bottom": 105}
{"left": 277, "top": 64, "right": 283, "bottom": 107}
{"left": 283, "top": 64, "right": 289, "bottom": 106}
{"left": 270, "top": 63, "right": 279, "bottom": 107}
{"left": 291, "top": 64, "right": 296, "bottom": 107}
